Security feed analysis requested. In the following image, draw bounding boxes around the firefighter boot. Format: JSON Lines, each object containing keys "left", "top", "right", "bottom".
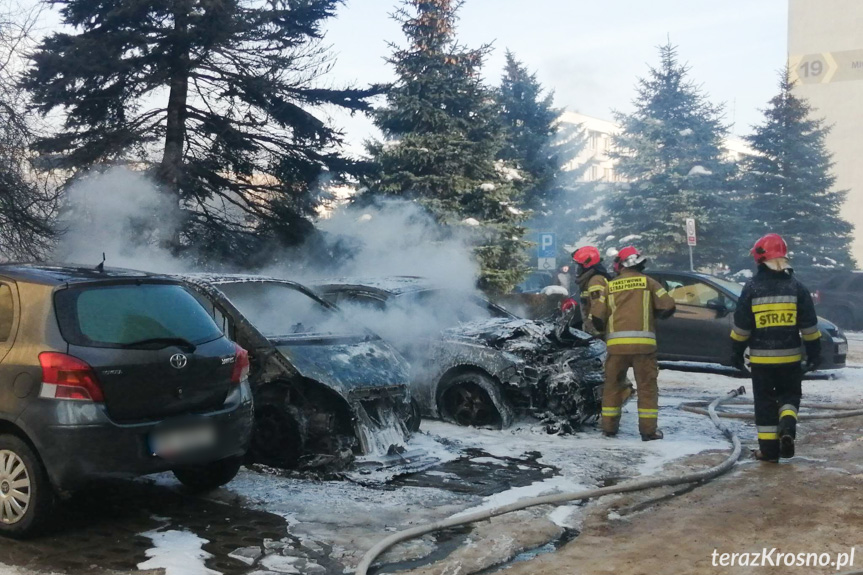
{"left": 778, "top": 404, "right": 798, "bottom": 459}
{"left": 641, "top": 429, "right": 664, "bottom": 442}
{"left": 755, "top": 433, "right": 780, "bottom": 462}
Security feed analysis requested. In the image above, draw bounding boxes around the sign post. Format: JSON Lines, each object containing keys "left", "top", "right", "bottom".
{"left": 537, "top": 232, "right": 556, "bottom": 271}
{"left": 685, "top": 218, "right": 697, "bottom": 271}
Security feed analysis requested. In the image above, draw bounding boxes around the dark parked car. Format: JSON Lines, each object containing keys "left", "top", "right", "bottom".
{"left": 810, "top": 271, "right": 863, "bottom": 331}
{"left": 645, "top": 271, "right": 846, "bottom": 371}
{"left": 0, "top": 265, "right": 254, "bottom": 537}
{"left": 180, "top": 275, "right": 417, "bottom": 470}
{"left": 314, "top": 277, "right": 606, "bottom": 432}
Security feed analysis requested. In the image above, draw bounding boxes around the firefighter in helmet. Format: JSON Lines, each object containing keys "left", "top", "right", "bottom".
{"left": 571, "top": 246, "right": 612, "bottom": 337}
{"left": 730, "top": 233, "right": 820, "bottom": 462}
{"left": 591, "top": 246, "right": 676, "bottom": 440}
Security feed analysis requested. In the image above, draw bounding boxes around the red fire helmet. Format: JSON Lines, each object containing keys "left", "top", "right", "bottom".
{"left": 751, "top": 233, "right": 788, "bottom": 264}
{"left": 615, "top": 246, "right": 647, "bottom": 271}
{"left": 572, "top": 246, "right": 601, "bottom": 268}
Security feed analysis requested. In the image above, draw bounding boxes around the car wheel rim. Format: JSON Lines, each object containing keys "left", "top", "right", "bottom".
{"left": 0, "top": 450, "right": 31, "bottom": 525}
{"left": 448, "top": 385, "right": 495, "bottom": 427}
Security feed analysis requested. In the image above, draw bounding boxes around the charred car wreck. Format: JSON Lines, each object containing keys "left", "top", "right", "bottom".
{"left": 180, "top": 275, "right": 418, "bottom": 470}
{"left": 314, "top": 277, "right": 606, "bottom": 432}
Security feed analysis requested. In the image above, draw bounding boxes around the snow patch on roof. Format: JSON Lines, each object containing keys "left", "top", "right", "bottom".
{"left": 687, "top": 165, "right": 713, "bottom": 176}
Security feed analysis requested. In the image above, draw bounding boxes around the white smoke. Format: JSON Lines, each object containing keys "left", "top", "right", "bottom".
{"left": 302, "top": 199, "right": 481, "bottom": 293}
{"left": 52, "top": 170, "right": 499, "bottom": 349}
{"left": 53, "top": 167, "right": 185, "bottom": 272}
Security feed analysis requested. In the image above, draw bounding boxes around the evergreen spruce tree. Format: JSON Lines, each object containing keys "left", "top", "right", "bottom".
{"left": 497, "top": 51, "right": 560, "bottom": 211}
{"left": 365, "top": 0, "right": 528, "bottom": 294}
{"left": 23, "top": 0, "right": 378, "bottom": 263}
{"left": 608, "top": 42, "right": 741, "bottom": 268}
{"left": 497, "top": 51, "right": 588, "bottom": 247}
{"left": 743, "top": 72, "right": 854, "bottom": 271}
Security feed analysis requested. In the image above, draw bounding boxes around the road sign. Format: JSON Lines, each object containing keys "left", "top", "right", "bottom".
{"left": 686, "top": 218, "right": 697, "bottom": 247}
{"left": 538, "top": 257, "right": 556, "bottom": 271}
{"left": 537, "top": 232, "right": 556, "bottom": 270}
{"left": 789, "top": 49, "right": 863, "bottom": 85}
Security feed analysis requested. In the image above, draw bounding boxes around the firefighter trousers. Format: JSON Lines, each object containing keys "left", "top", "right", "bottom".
{"left": 751, "top": 364, "right": 802, "bottom": 460}
{"left": 602, "top": 353, "right": 658, "bottom": 435}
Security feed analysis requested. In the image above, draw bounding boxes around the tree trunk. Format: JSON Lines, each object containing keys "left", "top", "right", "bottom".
{"left": 158, "top": 0, "right": 192, "bottom": 250}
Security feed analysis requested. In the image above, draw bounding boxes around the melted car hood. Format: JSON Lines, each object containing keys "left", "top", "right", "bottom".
{"left": 271, "top": 334, "right": 411, "bottom": 399}
{"left": 441, "top": 317, "right": 595, "bottom": 354}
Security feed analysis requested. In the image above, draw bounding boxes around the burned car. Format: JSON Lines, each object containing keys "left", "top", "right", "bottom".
{"left": 180, "top": 275, "right": 418, "bottom": 470}
{"left": 313, "top": 277, "right": 606, "bottom": 431}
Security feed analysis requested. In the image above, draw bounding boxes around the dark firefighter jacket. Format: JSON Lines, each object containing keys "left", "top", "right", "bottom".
{"left": 730, "top": 266, "right": 821, "bottom": 366}
{"left": 576, "top": 265, "right": 612, "bottom": 337}
{"left": 592, "top": 268, "right": 676, "bottom": 355}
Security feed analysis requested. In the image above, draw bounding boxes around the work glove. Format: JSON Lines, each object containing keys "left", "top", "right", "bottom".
{"left": 805, "top": 354, "right": 822, "bottom": 372}
{"left": 730, "top": 353, "right": 746, "bottom": 372}
{"left": 804, "top": 340, "right": 822, "bottom": 372}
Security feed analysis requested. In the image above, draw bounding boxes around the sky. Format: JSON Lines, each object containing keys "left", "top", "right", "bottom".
{"left": 321, "top": 0, "right": 788, "bottom": 154}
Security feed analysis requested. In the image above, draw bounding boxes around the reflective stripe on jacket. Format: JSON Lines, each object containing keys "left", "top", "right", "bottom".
{"left": 592, "top": 269, "right": 676, "bottom": 355}
{"left": 579, "top": 273, "right": 609, "bottom": 336}
{"left": 730, "top": 267, "right": 820, "bottom": 365}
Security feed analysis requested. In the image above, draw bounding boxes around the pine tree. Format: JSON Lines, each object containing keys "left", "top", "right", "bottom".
{"left": 742, "top": 71, "right": 854, "bottom": 271}
{"left": 496, "top": 51, "right": 589, "bottom": 246}
{"left": 497, "top": 51, "right": 559, "bottom": 210}
{"left": 608, "top": 42, "right": 741, "bottom": 268}
{"left": 23, "top": 0, "right": 378, "bottom": 263}
{"left": 364, "top": 0, "right": 528, "bottom": 294}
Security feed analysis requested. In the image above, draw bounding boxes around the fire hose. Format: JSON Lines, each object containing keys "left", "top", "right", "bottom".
{"left": 357, "top": 387, "right": 748, "bottom": 575}
{"left": 679, "top": 397, "right": 863, "bottom": 419}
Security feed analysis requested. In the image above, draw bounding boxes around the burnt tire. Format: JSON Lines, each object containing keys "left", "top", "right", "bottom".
{"left": 0, "top": 434, "right": 54, "bottom": 539}
{"left": 404, "top": 399, "right": 422, "bottom": 433}
{"left": 173, "top": 456, "right": 242, "bottom": 493}
{"left": 249, "top": 386, "right": 304, "bottom": 469}
{"left": 439, "top": 373, "right": 505, "bottom": 428}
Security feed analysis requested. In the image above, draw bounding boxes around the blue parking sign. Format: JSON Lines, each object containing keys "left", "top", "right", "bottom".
{"left": 538, "top": 233, "right": 556, "bottom": 258}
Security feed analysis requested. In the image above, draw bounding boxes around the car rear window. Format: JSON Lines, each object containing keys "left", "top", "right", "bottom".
{"left": 55, "top": 283, "right": 223, "bottom": 348}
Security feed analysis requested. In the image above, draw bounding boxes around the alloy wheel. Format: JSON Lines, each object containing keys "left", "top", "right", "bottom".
{"left": 0, "top": 450, "right": 31, "bottom": 525}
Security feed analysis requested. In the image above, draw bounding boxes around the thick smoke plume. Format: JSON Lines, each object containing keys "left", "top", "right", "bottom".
{"left": 54, "top": 168, "right": 184, "bottom": 272}
{"left": 52, "top": 169, "right": 495, "bottom": 348}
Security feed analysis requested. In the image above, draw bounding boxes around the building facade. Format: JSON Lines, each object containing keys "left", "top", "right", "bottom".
{"left": 789, "top": 0, "right": 863, "bottom": 256}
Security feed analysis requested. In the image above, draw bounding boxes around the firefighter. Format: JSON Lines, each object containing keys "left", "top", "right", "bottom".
{"left": 730, "top": 233, "right": 821, "bottom": 462}
{"left": 571, "top": 246, "right": 612, "bottom": 337}
{"left": 592, "top": 246, "right": 676, "bottom": 440}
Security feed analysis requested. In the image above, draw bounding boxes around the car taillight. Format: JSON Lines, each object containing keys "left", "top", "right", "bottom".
{"left": 38, "top": 352, "right": 104, "bottom": 402}
{"left": 231, "top": 344, "right": 249, "bottom": 385}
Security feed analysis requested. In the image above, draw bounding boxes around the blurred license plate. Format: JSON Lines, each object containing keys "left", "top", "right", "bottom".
{"left": 150, "top": 424, "right": 216, "bottom": 458}
{"left": 837, "top": 342, "right": 848, "bottom": 355}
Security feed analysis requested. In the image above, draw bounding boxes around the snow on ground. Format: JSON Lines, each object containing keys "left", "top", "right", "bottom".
{"left": 137, "top": 528, "right": 219, "bottom": 575}
{"left": 139, "top": 342, "right": 863, "bottom": 573}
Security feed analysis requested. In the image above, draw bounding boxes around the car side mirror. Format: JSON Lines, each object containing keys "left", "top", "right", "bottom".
{"left": 705, "top": 299, "right": 729, "bottom": 317}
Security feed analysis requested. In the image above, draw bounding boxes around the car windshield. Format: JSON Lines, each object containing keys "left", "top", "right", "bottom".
{"left": 403, "top": 290, "right": 513, "bottom": 322}
{"left": 55, "top": 283, "right": 223, "bottom": 348}
{"left": 216, "top": 281, "right": 353, "bottom": 338}
{"left": 704, "top": 275, "right": 744, "bottom": 297}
